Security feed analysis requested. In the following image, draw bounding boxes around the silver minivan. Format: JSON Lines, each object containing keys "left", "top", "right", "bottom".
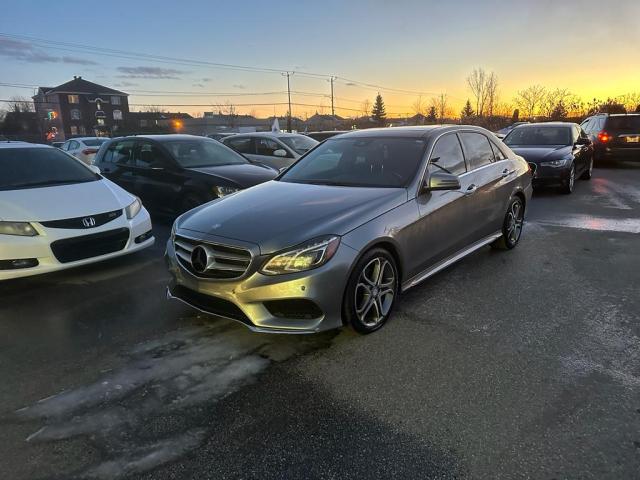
{"left": 222, "top": 132, "right": 318, "bottom": 170}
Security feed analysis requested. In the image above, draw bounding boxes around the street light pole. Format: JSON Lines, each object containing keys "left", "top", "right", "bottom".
{"left": 282, "top": 71, "right": 294, "bottom": 132}
{"left": 330, "top": 75, "right": 336, "bottom": 117}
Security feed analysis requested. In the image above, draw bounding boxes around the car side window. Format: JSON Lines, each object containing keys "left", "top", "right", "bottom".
{"left": 134, "top": 141, "right": 169, "bottom": 168}
{"left": 226, "top": 137, "right": 254, "bottom": 154}
{"left": 61, "top": 141, "right": 70, "bottom": 151}
{"left": 490, "top": 140, "right": 507, "bottom": 161}
{"left": 460, "top": 132, "right": 495, "bottom": 170}
{"left": 256, "top": 138, "right": 281, "bottom": 156}
{"left": 108, "top": 140, "right": 135, "bottom": 165}
{"left": 428, "top": 133, "right": 466, "bottom": 176}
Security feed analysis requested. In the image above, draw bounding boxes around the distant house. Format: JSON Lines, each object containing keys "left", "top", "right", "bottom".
{"left": 125, "top": 111, "right": 193, "bottom": 134}
{"left": 32, "top": 76, "right": 129, "bottom": 141}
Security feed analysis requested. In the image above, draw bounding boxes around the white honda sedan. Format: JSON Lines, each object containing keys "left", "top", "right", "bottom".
{"left": 0, "top": 142, "right": 154, "bottom": 280}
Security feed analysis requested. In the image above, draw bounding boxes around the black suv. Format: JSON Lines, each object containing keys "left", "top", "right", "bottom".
{"left": 94, "top": 134, "right": 277, "bottom": 214}
{"left": 580, "top": 113, "right": 640, "bottom": 164}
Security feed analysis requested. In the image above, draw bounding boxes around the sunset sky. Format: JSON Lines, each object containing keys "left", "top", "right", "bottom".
{"left": 1, "top": 0, "right": 639, "bottom": 118}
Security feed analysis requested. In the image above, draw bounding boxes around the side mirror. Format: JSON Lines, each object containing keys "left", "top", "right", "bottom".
{"left": 273, "top": 149, "right": 288, "bottom": 157}
{"left": 495, "top": 133, "right": 505, "bottom": 140}
{"left": 88, "top": 165, "right": 101, "bottom": 174}
{"left": 424, "top": 171, "right": 461, "bottom": 192}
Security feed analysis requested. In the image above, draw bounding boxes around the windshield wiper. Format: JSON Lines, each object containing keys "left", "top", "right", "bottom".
{"left": 4, "top": 179, "right": 92, "bottom": 189}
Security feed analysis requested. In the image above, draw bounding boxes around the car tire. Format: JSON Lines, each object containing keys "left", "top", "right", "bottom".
{"left": 181, "top": 193, "right": 207, "bottom": 213}
{"left": 343, "top": 248, "right": 399, "bottom": 334}
{"left": 491, "top": 196, "right": 525, "bottom": 250}
{"left": 560, "top": 164, "right": 575, "bottom": 194}
{"left": 580, "top": 156, "right": 593, "bottom": 180}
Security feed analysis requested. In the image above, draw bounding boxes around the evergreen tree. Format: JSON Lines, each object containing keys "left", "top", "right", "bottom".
{"left": 550, "top": 101, "right": 568, "bottom": 120}
{"left": 512, "top": 108, "right": 520, "bottom": 122}
{"left": 461, "top": 99, "right": 474, "bottom": 119}
{"left": 371, "top": 94, "right": 387, "bottom": 127}
{"left": 427, "top": 106, "right": 437, "bottom": 123}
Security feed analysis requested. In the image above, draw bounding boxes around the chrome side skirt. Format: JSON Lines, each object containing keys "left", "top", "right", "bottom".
{"left": 401, "top": 231, "right": 503, "bottom": 292}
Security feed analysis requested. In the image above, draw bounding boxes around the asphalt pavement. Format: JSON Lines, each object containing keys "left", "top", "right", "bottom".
{"left": 1, "top": 161, "right": 639, "bottom": 480}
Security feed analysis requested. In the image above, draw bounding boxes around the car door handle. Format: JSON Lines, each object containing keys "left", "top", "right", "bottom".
{"left": 465, "top": 184, "right": 478, "bottom": 195}
{"left": 501, "top": 168, "right": 515, "bottom": 178}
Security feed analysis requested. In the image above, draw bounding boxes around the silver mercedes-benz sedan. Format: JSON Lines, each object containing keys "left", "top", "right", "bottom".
{"left": 166, "top": 126, "right": 533, "bottom": 334}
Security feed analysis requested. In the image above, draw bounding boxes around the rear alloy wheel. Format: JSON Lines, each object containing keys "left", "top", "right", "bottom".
{"left": 561, "top": 164, "right": 575, "bottom": 194}
{"left": 492, "top": 197, "right": 525, "bottom": 250}
{"left": 580, "top": 156, "right": 593, "bottom": 180}
{"left": 344, "top": 249, "right": 398, "bottom": 334}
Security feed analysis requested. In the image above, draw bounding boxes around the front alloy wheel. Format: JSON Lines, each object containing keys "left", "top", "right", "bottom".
{"left": 344, "top": 249, "right": 398, "bottom": 333}
{"left": 561, "top": 164, "right": 575, "bottom": 194}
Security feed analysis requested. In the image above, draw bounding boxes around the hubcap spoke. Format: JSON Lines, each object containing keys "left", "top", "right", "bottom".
{"left": 355, "top": 257, "right": 396, "bottom": 327}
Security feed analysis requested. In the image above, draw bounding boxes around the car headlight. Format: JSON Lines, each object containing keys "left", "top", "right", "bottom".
{"left": 261, "top": 236, "right": 340, "bottom": 275}
{"left": 214, "top": 186, "right": 239, "bottom": 197}
{"left": 540, "top": 158, "right": 570, "bottom": 167}
{"left": 170, "top": 219, "right": 178, "bottom": 241}
{"left": 125, "top": 197, "right": 142, "bottom": 219}
{"left": 0, "top": 221, "right": 39, "bottom": 236}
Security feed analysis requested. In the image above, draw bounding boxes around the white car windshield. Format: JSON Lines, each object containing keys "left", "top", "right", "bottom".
{"left": 0, "top": 148, "right": 99, "bottom": 191}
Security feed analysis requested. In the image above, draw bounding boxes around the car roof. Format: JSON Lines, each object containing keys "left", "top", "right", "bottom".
{"left": 0, "top": 141, "right": 51, "bottom": 149}
{"left": 231, "top": 132, "right": 308, "bottom": 137}
{"left": 514, "top": 122, "right": 576, "bottom": 128}
{"left": 109, "top": 134, "right": 209, "bottom": 142}
{"left": 66, "top": 136, "right": 105, "bottom": 141}
{"left": 333, "top": 125, "right": 489, "bottom": 139}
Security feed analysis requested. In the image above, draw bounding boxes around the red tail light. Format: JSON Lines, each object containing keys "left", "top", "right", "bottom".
{"left": 82, "top": 148, "right": 98, "bottom": 155}
{"left": 597, "top": 131, "right": 611, "bottom": 143}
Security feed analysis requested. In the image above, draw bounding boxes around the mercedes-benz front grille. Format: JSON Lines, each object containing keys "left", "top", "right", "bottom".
{"left": 174, "top": 234, "right": 252, "bottom": 279}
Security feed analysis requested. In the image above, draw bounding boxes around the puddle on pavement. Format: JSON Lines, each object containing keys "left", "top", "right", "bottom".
{"left": 534, "top": 214, "right": 640, "bottom": 234}
{"left": 15, "top": 318, "right": 339, "bottom": 479}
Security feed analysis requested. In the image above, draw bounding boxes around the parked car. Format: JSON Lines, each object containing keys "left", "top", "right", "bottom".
{"left": 305, "top": 131, "right": 350, "bottom": 142}
{"left": 166, "top": 126, "right": 532, "bottom": 334}
{"left": 206, "top": 132, "right": 234, "bottom": 142}
{"left": 61, "top": 137, "right": 110, "bottom": 165}
{"left": 495, "top": 122, "right": 529, "bottom": 138}
{"left": 0, "top": 142, "right": 153, "bottom": 281}
{"left": 580, "top": 113, "right": 640, "bottom": 164}
{"left": 94, "top": 134, "right": 278, "bottom": 214}
{"left": 222, "top": 132, "right": 318, "bottom": 170}
{"left": 51, "top": 142, "right": 65, "bottom": 149}
{"left": 503, "top": 122, "right": 593, "bottom": 194}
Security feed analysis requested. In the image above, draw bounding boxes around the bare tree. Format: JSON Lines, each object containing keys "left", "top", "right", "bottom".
{"left": 142, "top": 105, "right": 164, "bottom": 113}
{"left": 540, "top": 88, "right": 573, "bottom": 118}
{"left": 412, "top": 96, "right": 426, "bottom": 116}
{"left": 514, "top": 85, "right": 547, "bottom": 119}
{"left": 430, "top": 93, "right": 451, "bottom": 120}
{"left": 220, "top": 101, "right": 239, "bottom": 128}
{"left": 618, "top": 92, "right": 640, "bottom": 113}
{"left": 361, "top": 99, "right": 371, "bottom": 118}
{"left": 7, "top": 96, "right": 35, "bottom": 113}
{"left": 485, "top": 73, "right": 498, "bottom": 117}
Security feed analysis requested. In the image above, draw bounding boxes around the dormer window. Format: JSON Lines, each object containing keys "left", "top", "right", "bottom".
{"left": 68, "top": 95, "right": 79, "bottom": 104}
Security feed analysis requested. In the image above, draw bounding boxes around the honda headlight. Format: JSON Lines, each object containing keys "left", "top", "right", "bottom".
{"left": 540, "top": 158, "right": 570, "bottom": 167}
{"left": 261, "top": 236, "right": 340, "bottom": 275}
{"left": 214, "top": 186, "right": 239, "bottom": 197}
{"left": 0, "top": 221, "right": 38, "bottom": 236}
{"left": 125, "top": 197, "right": 142, "bottom": 219}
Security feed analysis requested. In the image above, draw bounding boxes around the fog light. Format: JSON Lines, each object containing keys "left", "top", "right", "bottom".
{"left": 0, "top": 258, "right": 39, "bottom": 270}
{"left": 134, "top": 230, "right": 153, "bottom": 244}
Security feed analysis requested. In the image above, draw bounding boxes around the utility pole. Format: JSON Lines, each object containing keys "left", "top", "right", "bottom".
{"left": 282, "top": 71, "right": 294, "bottom": 132}
{"left": 329, "top": 75, "right": 336, "bottom": 117}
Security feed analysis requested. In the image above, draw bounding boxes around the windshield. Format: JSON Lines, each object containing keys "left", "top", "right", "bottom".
{"left": 504, "top": 127, "right": 571, "bottom": 146}
{"left": 83, "top": 139, "right": 109, "bottom": 147}
{"left": 164, "top": 139, "right": 248, "bottom": 168}
{"left": 278, "top": 135, "right": 318, "bottom": 155}
{"left": 279, "top": 137, "right": 426, "bottom": 188}
{"left": 0, "top": 147, "right": 99, "bottom": 191}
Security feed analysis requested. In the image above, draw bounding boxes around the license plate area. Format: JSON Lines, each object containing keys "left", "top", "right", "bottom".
{"left": 625, "top": 136, "right": 640, "bottom": 143}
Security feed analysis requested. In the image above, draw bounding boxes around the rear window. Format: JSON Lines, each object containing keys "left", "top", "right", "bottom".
{"left": 0, "top": 147, "right": 99, "bottom": 191}
{"left": 504, "top": 126, "right": 571, "bottom": 146}
{"left": 605, "top": 116, "right": 640, "bottom": 131}
{"left": 83, "top": 139, "right": 109, "bottom": 147}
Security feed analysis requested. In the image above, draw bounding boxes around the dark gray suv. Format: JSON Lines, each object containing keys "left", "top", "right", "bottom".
{"left": 166, "top": 126, "right": 533, "bottom": 334}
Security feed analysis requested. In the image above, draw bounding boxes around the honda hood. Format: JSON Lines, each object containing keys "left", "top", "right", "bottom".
{"left": 0, "top": 179, "right": 135, "bottom": 222}
{"left": 177, "top": 180, "right": 408, "bottom": 254}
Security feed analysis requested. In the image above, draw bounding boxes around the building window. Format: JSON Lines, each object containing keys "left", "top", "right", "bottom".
{"left": 140, "top": 119, "right": 148, "bottom": 127}
{"left": 79, "top": 125, "right": 86, "bottom": 135}
{"left": 97, "top": 118, "right": 105, "bottom": 126}
{"left": 71, "top": 109, "right": 81, "bottom": 120}
{"left": 70, "top": 126, "right": 78, "bottom": 135}
{"left": 111, "top": 96, "right": 121, "bottom": 105}
{"left": 96, "top": 101, "right": 102, "bottom": 110}
{"left": 68, "top": 95, "right": 79, "bottom": 104}
{"left": 113, "top": 109, "right": 123, "bottom": 121}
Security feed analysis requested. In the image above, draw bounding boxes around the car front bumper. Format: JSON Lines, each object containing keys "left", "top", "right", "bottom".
{"left": 0, "top": 208, "right": 154, "bottom": 281}
{"left": 165, "top": 236, "right": 359, "bottom": 333}
{"left": 531, "top": 163, "right": 572, "bottom": 186}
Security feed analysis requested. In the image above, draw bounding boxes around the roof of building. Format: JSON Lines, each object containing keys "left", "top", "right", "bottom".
{"left": 38, "top": 77, "right": 128, "bottom": 96}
